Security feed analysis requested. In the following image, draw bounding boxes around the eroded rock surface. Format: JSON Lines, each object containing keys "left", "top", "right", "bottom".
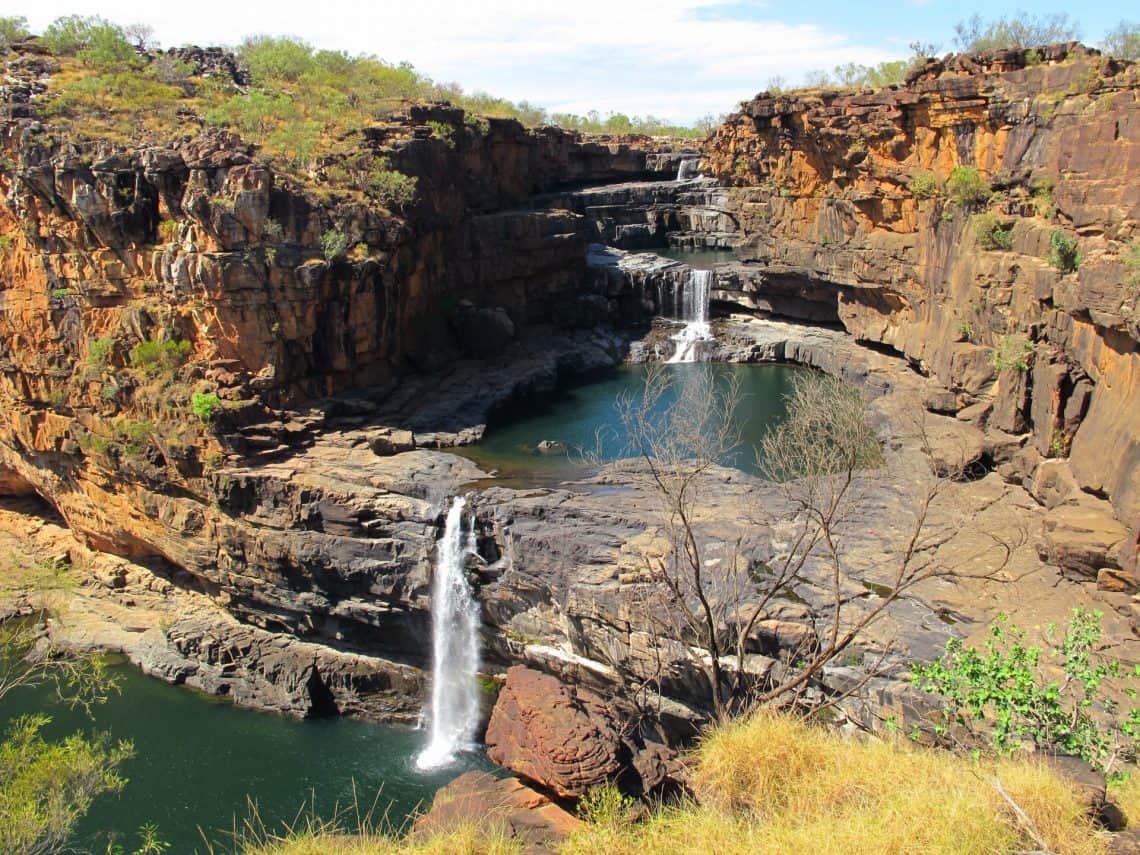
{"left": 486, "top": 666, "right": 625, "bottom": 798}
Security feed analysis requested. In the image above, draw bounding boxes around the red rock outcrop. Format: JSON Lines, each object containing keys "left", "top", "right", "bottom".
{"left": 485, "top": 665, "right": 625, "bottom": 798}
{"left": 703, "top": 45, "right": 1140, "bottom": 553}
{"left": 413, "top": 771, "right": 581, "bottom": 852}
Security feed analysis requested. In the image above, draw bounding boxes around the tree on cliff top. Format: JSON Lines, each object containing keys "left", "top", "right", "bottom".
{"left": 612, "top": 366, "right": 1014, "bottom": 721}
{"left": 953, "top": 12, "right": 1081, "bottom": 52}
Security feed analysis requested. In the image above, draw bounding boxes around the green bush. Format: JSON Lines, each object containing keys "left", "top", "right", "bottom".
{"left": 912, "top": 609, "right": 1140, "bottom": 774}
{"left": 238, "top": 35, "right": 316, "bottom": 83}
{"left": 907, "top": 172, "right": 937, "bottom": 200}
{"left": 86, "top": 337, "right": 114, "bottom": 370}
{"left": 946, "top": 166, "right": 991, "bottom": 208}
{"left": 971, "top": 212, "right": 1014, "bottom": 250}
{"left": 427, "top": 120, "right": 455, "bottom": 147}
{"left": 190, "top": 392, "right": 221, "bottom": 423}
{"left": 41, "top": 15, "right": 139, "bottom": 71}
{"left": 0, "top": 714, "right": 132, "bottom": 855}
{"left": 1125, "top": 240, "right": 1140, "bottom": 292}
{"left": 989, "top": 334, "right": 1034, "bottom": 372}
{"left": 319, "top": 229, "right": 351, "bottom": 261}
{"left": 129, "top": 338, "right": 191, "bottom": 371}
{"left": 0, "top": 15, "right": 29, "bottom": 49}
{"left": 368, "top": 169, "right": 418, "bottom": 208}
{"left": 1048, "top": 230, "right": 1081, "bottom": 272}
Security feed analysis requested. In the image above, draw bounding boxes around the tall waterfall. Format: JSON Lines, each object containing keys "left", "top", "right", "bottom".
{"left": 676, "top": 158, "right": 698, "bottom": 180}
{"left": 415, "top": 496, "right": 480, "bottom": 771}
{"left": 667, "top": 268, "right": 714, "bottom": 363}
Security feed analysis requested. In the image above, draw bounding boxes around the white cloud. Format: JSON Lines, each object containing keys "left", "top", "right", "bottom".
{"left": 20, "top": 0, "right": 899, "bottom": 122}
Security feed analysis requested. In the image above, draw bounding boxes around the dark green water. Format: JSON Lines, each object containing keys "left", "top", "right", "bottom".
{"left": 459, "top": 363, "right": 802, "bottom": 485}
{"left": 655, "top": 247, "right": 738, "bottom": 268}
{"left": 0, "top": 664, "right": 494, "bottom": 853}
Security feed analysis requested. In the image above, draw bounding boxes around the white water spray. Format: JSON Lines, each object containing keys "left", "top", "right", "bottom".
{"left": 415, "top": 495, "right": 480, "bottom": 771}
{"left": 667, "top": 268, "right": 714, "bottom": 363}
{"left": 676, "top": 158, "right": 699, "bottom": 181}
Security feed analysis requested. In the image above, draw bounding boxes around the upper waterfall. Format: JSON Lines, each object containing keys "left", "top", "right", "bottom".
{"left": 667, "top": 268, "right": 714, "bottom": 363}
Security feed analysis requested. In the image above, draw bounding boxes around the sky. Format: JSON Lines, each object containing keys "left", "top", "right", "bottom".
{"left": 5, "top": 1, "right": 1136, "bottom": 123}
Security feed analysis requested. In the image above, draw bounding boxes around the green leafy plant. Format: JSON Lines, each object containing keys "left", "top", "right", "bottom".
{"left": 86, "top": 337, "right": 114, "bottom": 371}
{"left": 912, "top": 608, "right": 1140, "bottom": 773}
{"left": 989, "top": 335, "right": 1034, "bottom": 372}
{"left": 319, "top": 229, "right": 351, "bottom": 261}
{"left": 190, "top": 392, "right": 221, "bottom": 423}
{"left": 907, "top": 171, "right": 937, "bottom": 200}
{"left": 1049, "top": 230, "right": 1081, "bottom": 273}
{"left": 958, "top": 320, "right": 974, "bottom": 342}
{"left": 0, "top": 715, "right": 133, "bottom": 854}
{"left": 129, "top": 339, "right": 191, "bottom": 372}
{"left": 368, "top": 169, "right": 418, "bottom": 209}
{"left": 1123, "top": 239, "right": 1140, "bottom": 292}
{"left": 0, "top": 15, "right": 29, "bottom": 49}
{"left": 1032, "top": 179, "right": 1056, "bottom": 219}
{"left": 971, "top": 212, "right": 1014, "bottom": 250}
{"left": 427, "top": 120, "right": 455, "bottom": 147}
{"left": 947, "top": 166, "right": 991, "bottom": 209}
{"left": 576, "top": 783, "right": 636, "bottom": 827}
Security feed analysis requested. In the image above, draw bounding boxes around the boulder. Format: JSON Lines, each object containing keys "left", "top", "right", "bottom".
{"left": 485, "top": 666, "right": 625, "bottom": 798}
{"left": 413, "top": 771, "right": 581, "bottom": 852}
{"left": 1041, "top": 497, "right": 1129, "bottom": 577}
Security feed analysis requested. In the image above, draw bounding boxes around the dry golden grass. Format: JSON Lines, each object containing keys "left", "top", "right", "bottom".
{"left": 1110, "top": 772, "right": 1140, "bottom": 829}
{"left": 563, "top": 710, "right": 1108, "bottom": 855}
{"left": 237, "top": 820, "right": 520, "bottom": 855}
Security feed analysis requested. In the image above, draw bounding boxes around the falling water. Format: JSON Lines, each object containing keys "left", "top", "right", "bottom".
{"left": 676, "top": 158, "right": 699, "bottom": 180}
{"left": 667, "top": 268, "right": 714, "bottom": 363}
{"left": 415, "top": 495, "right": 481, "bottom": 771}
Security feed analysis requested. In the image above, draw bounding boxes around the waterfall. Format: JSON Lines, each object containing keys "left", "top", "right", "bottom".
{"left": 415, "top": 495, "right": 481, "bottom": 770}
{"left": 676, "top": 158, "right": 698, "bottom": 180}
{"left": 667, "top": 268, "right": 714, "bottom": 363}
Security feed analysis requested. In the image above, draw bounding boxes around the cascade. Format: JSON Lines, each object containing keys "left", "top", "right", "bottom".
{"left": 667, "top": 268, "right": 714, "bottom": 363}
{"left": 676, "top": 158, "right": 699, "bottom": 180}
{"left": 415, "top": 495, "right": 481, "bottom": 770}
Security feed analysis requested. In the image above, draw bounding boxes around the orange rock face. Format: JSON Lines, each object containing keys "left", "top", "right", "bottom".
{"left": 703, "top": 45, "right": 1140, "bottom": 540}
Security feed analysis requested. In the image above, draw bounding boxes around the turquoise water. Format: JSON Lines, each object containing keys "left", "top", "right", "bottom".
{"left": 0, "top": 664, "right": 494, "bottom": 853}
{"left": 655, "top": 247, "right": 737, "bottom": 268}
{"left": 459, "top": 363, "right": 802, "bottom": 485}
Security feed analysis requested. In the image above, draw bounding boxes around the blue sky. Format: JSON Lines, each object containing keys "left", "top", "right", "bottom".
{"left": 7, "top": 1, "right": 1136, "bottom": 123}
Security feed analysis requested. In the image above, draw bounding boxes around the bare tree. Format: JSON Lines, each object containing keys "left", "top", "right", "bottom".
{"left": 612, "top": 366, "right": 1013, "bottom": 722}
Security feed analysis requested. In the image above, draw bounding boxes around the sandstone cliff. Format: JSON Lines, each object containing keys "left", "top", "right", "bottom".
{"left": 703, "top": 44, "right": 1140, "bottom": 549}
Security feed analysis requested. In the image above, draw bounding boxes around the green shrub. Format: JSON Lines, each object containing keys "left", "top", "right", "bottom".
{"left": 129, "top": 338, "right": 191, "bottom": 371}
{"left": 427, "top": 120, "right": 455, "bottom": 147}
{"left": 1125, "top": 240, "right": 1140, "bottom": 292}
{"left": 0, "top": 15, "right": 29, "bottom": 49}
{"left": 989, "top": 335, "right": 1034, "bottom": 372}
{"left": 907, "top": 172, "right": 937, "bottom": 200}
{"left": 576, "top": 783, "right": 636, "bottom": 827}
{"left": 116, "top": 418, "right": 154, "bottom": 456}
{"left": 1048, "top": 230, "right": 1081, "bottom": 272}
{"left": 368, "top": 169, "right": 418, "bottom": 208}
{"left": 190, "top": 392, "right": 221, "bottom": 423}
{"left": 238, "top": 35, "right": 316, "bottom": 83}
{"left": 86, "top": 337, "right": 114, "bottom": 370}
{"left": 1032, "top": 179, "right": 1056, "bottom": 219}
{"left": 946, "top": 166, "right": 991, "bottom": 208}
{"left": 971, "top": 212, "right": 1014, "bottom": 250}
{"left": 319, "top": 229, "right": 351, "bottom": 261}
{"left": 41, "top": 15, "right": 139, "bottom": 71}
{"left": 912, "top": 609, "right": 1140, "bottom": 773}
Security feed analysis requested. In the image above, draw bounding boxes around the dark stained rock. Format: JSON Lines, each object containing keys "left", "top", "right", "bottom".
{"left": 485, "top": 666, "right": 625, "bottom": 798}
{"left": 412, "top": 771, "right": 581, "bottom": 852}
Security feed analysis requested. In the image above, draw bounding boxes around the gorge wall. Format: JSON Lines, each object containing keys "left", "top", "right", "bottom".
{"left": 703, "top": 44, "right": 1140, "bottom": 545}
